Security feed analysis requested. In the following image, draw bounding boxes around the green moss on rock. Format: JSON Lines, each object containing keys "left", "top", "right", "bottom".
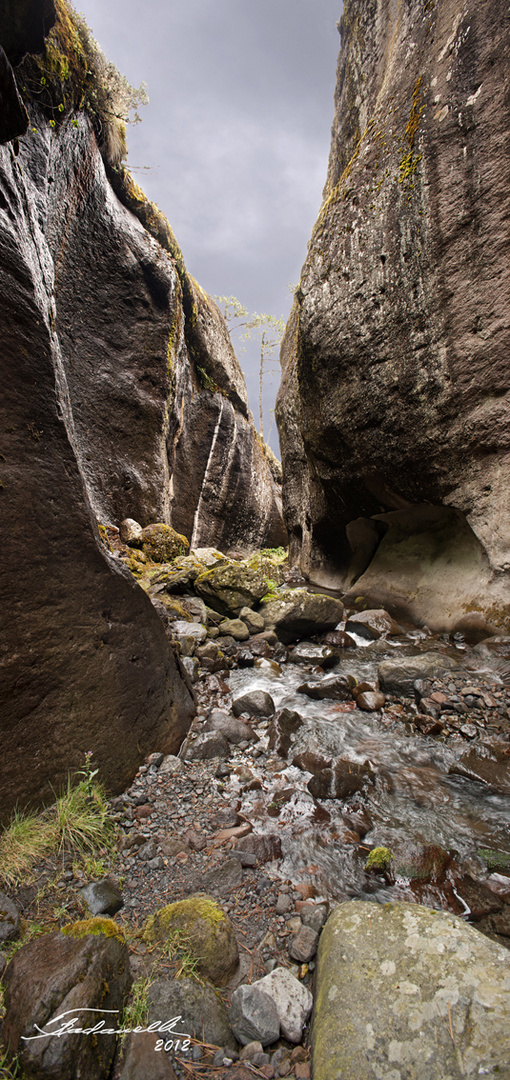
{"left": 143, "top": 893, "right": 239, "bottom": 987}
{"left": 61, "top": 916, "right": 125, "bottom": 944}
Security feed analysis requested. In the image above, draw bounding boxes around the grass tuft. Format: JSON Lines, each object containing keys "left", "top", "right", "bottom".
{"left": 0, "top": 809, "right": 55, "bottom": 889}
{"left": 0, "top": 757, "right": 116, "bottom": 889}
{"left": 120, "top": 975, "right": 152, "bottom": 1036}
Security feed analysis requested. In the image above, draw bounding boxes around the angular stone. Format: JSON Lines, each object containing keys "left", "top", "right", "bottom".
{"left": 378, "top": 653, "right": 459, "bottom": 696}
{"left": 228, "top": 983, "right": 280, "bottom": 1047}
{"left": 144, "top": 894, "right": 239, "bottom": 987}
{"left": 148, "top": 977, "right": 237, "bottom": 1051}
{"left": 218, "top": 618, "right": 250, "bottom": 641}
{"left": 80, "top": 878, "right": 123, "bottom": 916}
{"left": 2, "top": 920, "right": 131, "bottom": 1080}
{"left": 0, "top": 892, "right": 19, "bottom": 944}
{"left": 312, "top": 901, "right": 510, "bottom": 1080}
{"left": 203, "top": 857, "right": 244, "bottom": 897}
{"left": 260, "top": 590, "right": 344, "bottom": 645}
{"left": 159, "top": 754, "right": 183, "bottom": 775}
{"left": 234, "top": 834, "right": 282, "bottom": 863}
{"left": 181, "top": 656, "right": 200, "bottom": 683}
{"left": 116, "top": 1032, "right": 178, "bottom": 1080}
{"left": 297, "top": 674, "right": 356, "bottom": 701}
{"left": 268, "top": 709, "right": 305, "bottom": 758}
{"left": 289, "top": 642, "right": 339, "bottom": 667}
{"left": 300, "top": 904, "right": 329, "bottom": 934}
{"left": 255, "top": 967, "right": 313, "bottom": 1044}
{"left": 240, "top": 607, "right": 265, "bottom": 633}
{"left": 307, "top": 759, "right": 373, "bottom": 800}
{"left": 204, "top": 710, "right": 257, "bottom": 745}
{"left": 172, "top": 621, "right": 208, "bottom": 644}
{"left": 180, "top": 732, "right": 230, "bottom": 761}
{"left": 195, "top": 561, "right": 269, "bottom": 617}
{"left": 288, "top": 925, "right": 319, "bottom": 963}
{"left": 232, "top": 691, "right": 275, "bottom": 718}
{"left": 345, "top": 609, "right": 402, "bottom": 639}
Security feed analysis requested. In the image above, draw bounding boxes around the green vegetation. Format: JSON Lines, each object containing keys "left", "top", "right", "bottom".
{"left": 0, "top": 755, "right": 116, "bottom": 889}
{"left": 365, "top": 847, "right": 393, "bottom": 871}
{"left": 120, "top": 976, "right": 152, "bottom": 1035}
{"left": 477, "top": 848, "right": 510, "bottom": 872}
{"left": 61, "top": 916, "right": 125, "bottom": 943}
{"left": 18, "top": 0, "right": 148, "bottom": 162}
{"left": 164, "top": 928, "right": 202, "bottom": 981}
{"left": 0, "top": 1047, "right": 21, "bottom": 1080}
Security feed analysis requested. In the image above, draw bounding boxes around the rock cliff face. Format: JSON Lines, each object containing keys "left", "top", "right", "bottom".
{"left": 0, "top": 1, "right": 283, "bottom": 819}
{"left": 277, "top": 0, "right": 510, "bottom": 630}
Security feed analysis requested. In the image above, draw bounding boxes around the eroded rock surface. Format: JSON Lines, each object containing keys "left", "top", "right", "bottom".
{"left": 277, "top": 0, "right": 510, "bottom": 630}
{"left": 0, "top": 0, "right": 283, "bottom": 816}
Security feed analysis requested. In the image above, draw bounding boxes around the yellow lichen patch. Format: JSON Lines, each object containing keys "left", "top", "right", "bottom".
{"left": 61, "top": 917, "right": 125, "bottom": 944}
{"left": 405, "top": 76, "right": 425, "bottom": 148}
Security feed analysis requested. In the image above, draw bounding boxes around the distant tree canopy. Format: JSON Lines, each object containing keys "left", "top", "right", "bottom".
{"left": 215, "top": 295, "right": 285, "bottom": 441}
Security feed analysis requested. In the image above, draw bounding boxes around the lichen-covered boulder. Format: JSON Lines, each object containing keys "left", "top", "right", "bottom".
{"left": 140, "top": 524, "right": 189, "bottom": 563}
{"left": 260, "top": 589, "right": 344, "bottom": 644}
{"left": 1, "top": 918, "right": 131, "bottom": 1080}
{"left": 195, "top": 561, "right": 269, "bottom": 616}
{"left": 143, "top": 894, "right": 239, "bottom": 987}
{"left": 312, "top": 901, "right": 510, "bottom": 1080}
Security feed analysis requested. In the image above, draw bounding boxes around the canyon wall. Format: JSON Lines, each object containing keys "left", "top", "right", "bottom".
{"left": 0, "top": 0, "right": 283, "bottom": 820}
{"left": 277, "top": 0, "right": 510, "bottom": 630}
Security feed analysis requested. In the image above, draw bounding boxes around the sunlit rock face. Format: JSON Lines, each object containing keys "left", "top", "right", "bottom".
{"left": 277, "top": 0, "right": 510, "bottom": 630}
{"left": 0, "top": 0, "right": 284, "bottom": 818}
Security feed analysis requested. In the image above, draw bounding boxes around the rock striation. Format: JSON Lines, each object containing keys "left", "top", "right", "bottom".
{"left": 0, "top": 0, "right": 283, "bottom": 819}
{"left": 277, "top": 0, "right": 510, "bottom": 630}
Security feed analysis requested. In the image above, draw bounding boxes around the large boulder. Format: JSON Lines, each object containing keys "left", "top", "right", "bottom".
{"left": 143, "top": 894, "right": 239, "bottom": 987}
{"left": 1, "top": 918, "right": 131, "bottom": 1080}
{"left": 276, "top": 0, "right": 510, "bottom": 631}
{"left": 260, "top": 589, "right": 344, "bottom": 644}
{"left": 195, "top": 561, "right": 270, "bottom": 616}
{"left": 312, "top": 901, "right": 510, "bottom": 1080}
{"left": 378, "top": 652, "right": 459, "bottom": 695}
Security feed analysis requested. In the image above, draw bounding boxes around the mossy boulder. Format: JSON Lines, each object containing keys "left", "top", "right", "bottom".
{"left": 312, "top": 901, "right": 510, "bottom": 1080}
{"left": 195, "top": 560, "right": 269, "bottom": 616}
{"left": 140, "top": 524, "right": 190, "bottom": 563}
{"left": 1, "top": 922, "right": 131, "bottom": 1080}
{"left": 143, "top": 893, "right": 239, "bottom": 987}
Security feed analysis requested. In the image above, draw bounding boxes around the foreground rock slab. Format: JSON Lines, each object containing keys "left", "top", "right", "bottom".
{"left": 1, "top": 919, "right": 131, "bottom": 1080}
{"left": 312, "top": 901, "right": 510, "bottom": 1080}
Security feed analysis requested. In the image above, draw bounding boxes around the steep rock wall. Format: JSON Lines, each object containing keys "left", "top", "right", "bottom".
{"left": 277, "top": 0, "right": 510, "bottom": 629}
{"left": 0, "top": 127, "right": 195, "bottom": 821}
{"left": 0, "top": 0, "right": 283, "bottom": 818}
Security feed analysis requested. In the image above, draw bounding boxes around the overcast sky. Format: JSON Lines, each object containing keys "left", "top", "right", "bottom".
{"left": 75, "top": 0, "right": 342, "bottom": 451}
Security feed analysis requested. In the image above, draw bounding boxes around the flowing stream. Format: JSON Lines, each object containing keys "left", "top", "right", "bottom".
{"left": 222, "top": 631, "right": 510, "bottom": 912}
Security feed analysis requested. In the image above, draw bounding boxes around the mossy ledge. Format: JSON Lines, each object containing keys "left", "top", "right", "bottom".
{"left": 61, "top": 916, "right": 125, "bottom": 944}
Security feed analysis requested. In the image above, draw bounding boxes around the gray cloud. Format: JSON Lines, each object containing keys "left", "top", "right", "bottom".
{"left": 76, "top": 0, "right": 342, "bottom": 449}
